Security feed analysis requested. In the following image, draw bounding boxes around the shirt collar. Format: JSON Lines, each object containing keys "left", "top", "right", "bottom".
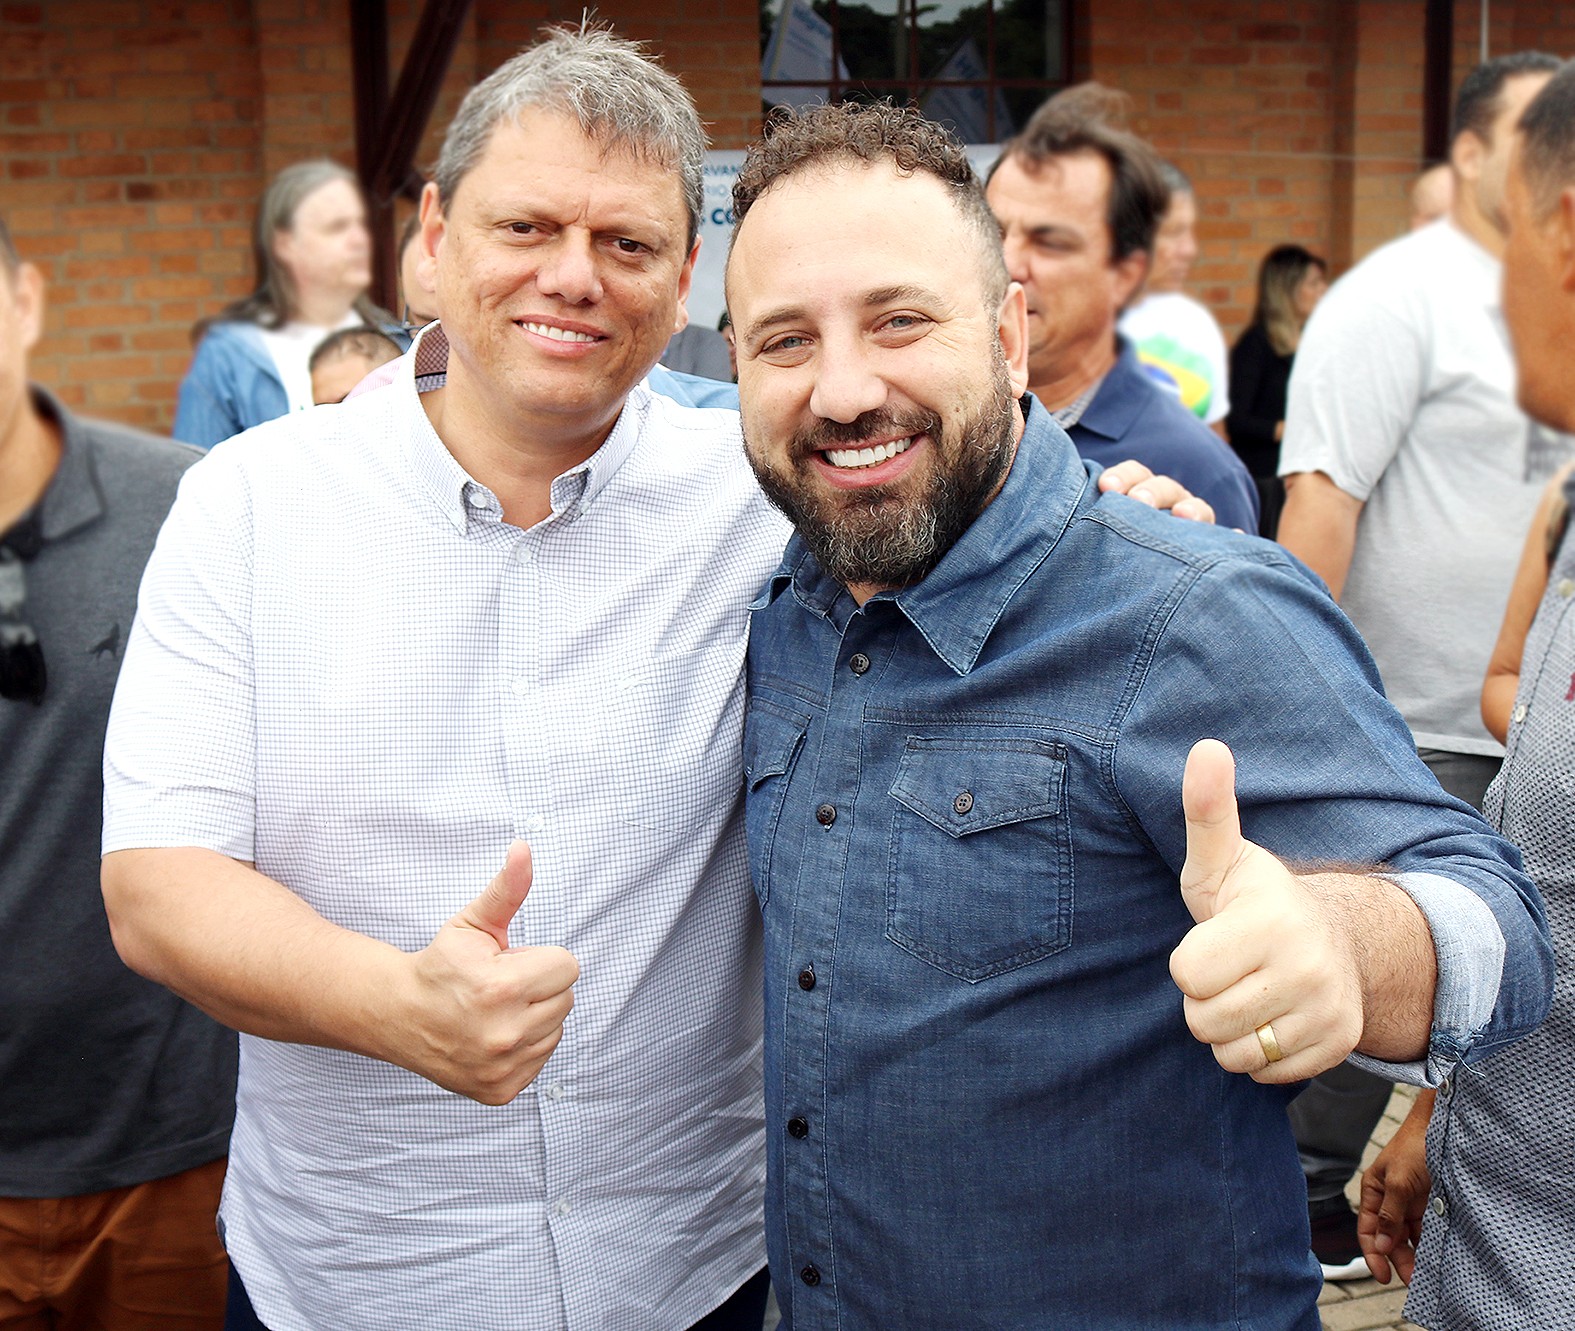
{"left": 399, "top": 322, "right": 647, "bottom": 535}
{"left": 30, "top": 386, "right": 104, "bottom": 546}
{"left": 1065, "top": 335, "right": 1144, "bottom": 443}
{"left": 757, "top": 397, "right": 1092, "bottom": 675}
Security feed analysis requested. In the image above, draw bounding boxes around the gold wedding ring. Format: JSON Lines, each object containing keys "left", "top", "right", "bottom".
{"left": 1256, "top": 1021, "right": 1285, "bottom": 1064}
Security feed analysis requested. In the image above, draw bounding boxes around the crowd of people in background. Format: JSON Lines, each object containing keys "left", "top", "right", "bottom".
{"left": 3, "top": 24, "right": 1574, "bottom": 1331}
{"left": 171, "top": 160, "right": 409, "bottom": 446}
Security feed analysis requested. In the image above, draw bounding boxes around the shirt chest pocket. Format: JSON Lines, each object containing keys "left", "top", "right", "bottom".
{"left": 743, "top": 701, "right": 813, "bottom": 907}
{"left": 886, "top": 736, "right": 1073, "bottom": 982}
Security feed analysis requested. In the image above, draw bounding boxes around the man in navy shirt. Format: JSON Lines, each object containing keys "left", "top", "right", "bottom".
{"left": 985, "top": 90, "right": 1258, "bottom": 531}
{"left": 725, "top": 102, "right": 1551, "bottom": 1329}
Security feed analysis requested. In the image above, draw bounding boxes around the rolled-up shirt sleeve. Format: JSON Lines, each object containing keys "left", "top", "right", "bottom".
{"left": 1115, "top": 547, "right": 1554, "bottom": 1086}
{"left": 1349, "top": 871, "right": 1506, "bottom": 1085}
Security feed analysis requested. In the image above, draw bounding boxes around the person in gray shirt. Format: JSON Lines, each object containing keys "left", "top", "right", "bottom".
{"left": 0, "top": 214, "right": 236, "bottom": 1329}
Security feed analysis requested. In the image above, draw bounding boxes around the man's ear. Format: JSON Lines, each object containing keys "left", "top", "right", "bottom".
{"left": 417, "top": 181, "right": 445, "bottom": 289}
{"left": 998, "top": 281, "right": 1029, "bottom": 398}
{"left": 13, "top": 262, "right": 45, "bottom": 356}
{"left": 1112, "top": 248, "right": 1149, "bottom": 312}
{"left": 672, "top": 235, "right": 701, "bottom": 334}
{"left": 1557, "top": 186, "right": 1575, "bottom": 294}
{"left": 1451, "top": 130, "right": 1485, "bottom": 185}
{"left": 670, "top": 236, "right": 700, "bottom": 336}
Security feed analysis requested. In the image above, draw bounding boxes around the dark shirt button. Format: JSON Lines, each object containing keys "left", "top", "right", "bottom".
{"left": 849, "top": 652, "right": 870, "bottom": 675}
{"left": 953, "top": 790, "right": 974, "bottom": 815}
{"left": 798, "top": 965, "right": 816, "bottom": 991}
{"left": 787, "top": 1116, "right": 809, "bottom": 1139}
{"left": 800, "top": 1264, "right": 821, "bottom": 1286}
{"left": 815, "top": 803, "right": 836, "bottom": 826}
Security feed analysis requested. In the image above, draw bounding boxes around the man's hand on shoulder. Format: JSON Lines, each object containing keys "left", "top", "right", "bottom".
{"left": 395, "top": 841, "right": 579, "bottom": 1105}
{"left": 1169, "top": 739, "right": 1435, "bottom": 1082}
{"left": 1098, "top": 461, "right": 1217, "bottom": 525}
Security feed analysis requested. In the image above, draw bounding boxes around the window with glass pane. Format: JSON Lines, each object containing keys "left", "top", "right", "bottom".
{"left": 760, "top": 0, "right": 1069, "bottom": 143}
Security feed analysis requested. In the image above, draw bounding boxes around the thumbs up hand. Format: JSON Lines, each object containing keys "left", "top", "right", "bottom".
{"left": 395, "top": 841, "right": 579, "bottom": 1104}
{"left": 1169, "top": 739, "right": 1365, "bottom": 1083}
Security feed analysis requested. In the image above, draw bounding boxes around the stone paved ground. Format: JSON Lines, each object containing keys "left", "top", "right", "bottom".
{"left": 1318, "top": 1082, "right": 1426, "bottom": 1331}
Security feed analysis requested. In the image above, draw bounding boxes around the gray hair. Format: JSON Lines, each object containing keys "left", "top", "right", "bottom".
{"left": 433, "top": 24, "right": 707, "bottom": 247}
{"left": 199, "top": 159, "right": 389, "bottom": 336}
{"left": 0, "top": 215, "right": 17, "bottom": 276}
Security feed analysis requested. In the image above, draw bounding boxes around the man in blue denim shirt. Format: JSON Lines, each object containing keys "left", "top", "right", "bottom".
{"left": 726, "top": 104, "right": 1553, "bottom": 1330}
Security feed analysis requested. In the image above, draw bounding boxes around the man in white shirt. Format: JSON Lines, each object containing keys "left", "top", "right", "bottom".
{"left": 101, "top": 27, "right": 788, "bottom": 1331}
{"left": 1276, "top": 49, "right": 1564, "bottom": 1283}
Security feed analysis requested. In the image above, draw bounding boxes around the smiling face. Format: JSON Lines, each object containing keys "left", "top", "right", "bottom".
{"left": 420, "top": 106, "right": 697, "bottom": 458}
{"left": 728, "top": 159, "right": 1028, "bottom": 601}
{"left": 986, "top": 149, "right": 1146, "bottom": 402}
{"left": 273, "top": 178, "right": 372, "bottom": 310}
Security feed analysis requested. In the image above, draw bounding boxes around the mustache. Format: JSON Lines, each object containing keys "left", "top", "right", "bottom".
{"left": 791, "top": 408, "right": 942, "bottom": 455}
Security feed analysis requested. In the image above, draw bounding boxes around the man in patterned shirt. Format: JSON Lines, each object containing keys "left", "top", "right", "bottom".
{"left": 1358, "top": 60, "right": 1575, "bottom": 1329}
{"left": 102, "top": 27, "right": 786, "bottom": 1331}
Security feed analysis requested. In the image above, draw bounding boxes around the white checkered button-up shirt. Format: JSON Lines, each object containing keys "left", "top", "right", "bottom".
{"left": 103, "top": 332, "right": 791, "bottom": 1331}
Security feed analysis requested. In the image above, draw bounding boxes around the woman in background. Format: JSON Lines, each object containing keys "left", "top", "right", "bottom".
{"left": 174, "top": 160, "right": 404, "bottom": 449}
{"left": 1226, "top": 244, "right": 1327, "bottom": 536}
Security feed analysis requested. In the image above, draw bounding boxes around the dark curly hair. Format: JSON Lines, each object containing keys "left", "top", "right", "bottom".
{"left": 730, "top": 101, "right": 1007, "bottom": 306}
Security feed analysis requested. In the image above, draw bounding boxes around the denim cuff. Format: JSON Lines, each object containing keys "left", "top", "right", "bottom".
{"left": 1348, "top": 871, "right": 1504, "bottom": 1087}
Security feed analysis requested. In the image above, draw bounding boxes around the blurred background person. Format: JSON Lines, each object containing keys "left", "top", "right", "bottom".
{"left": 1358, "top": 66, "right": 1575, "bottom": 1329}
{"left": 1409, "top": 163, "right": 1454, "bottom": 230}
{"left": 986, "top": 98, "right": 1259, "bottom": 530}
{"left": 1118, "top": 161, "right": 1232, "bottom": 435}
{"left": 1226, "top": 244, "right": 1328, "bottom": 536}
{"left": 0, "top": 214, "right": 234, "bottom": 1331}
{"left": 661, "top": 313, "right": 732, "bottom": 383}
{"left": 173, "top": 160, "right": 404, "bottom": 449}
{"left": 309, "top": 326, "right": 404, "bottom": 404}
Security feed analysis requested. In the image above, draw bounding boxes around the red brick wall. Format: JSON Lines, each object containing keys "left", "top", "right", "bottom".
{"left": 2, "top": 0, "right": 264, "bottom": 429}
{"left": 1, "top": 0, "right": 758, "bottom": 434}
{"left": 1081, "top": 0, "right": 1574, "bottom": 346}
{"left": 1087, "top": 0, "right": 1430, "bottom": 342}
{"left": 4, "top": 0, "right": 1567, "bottom": 433}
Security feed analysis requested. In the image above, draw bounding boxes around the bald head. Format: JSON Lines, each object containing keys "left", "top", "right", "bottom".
{"left": 1409, "top": 164, "right": 1453, "bottom": 230}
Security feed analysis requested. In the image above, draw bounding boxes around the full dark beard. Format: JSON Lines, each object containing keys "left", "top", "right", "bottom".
{"left": 744, "top": 356, "right": 1018, "bottom": 592}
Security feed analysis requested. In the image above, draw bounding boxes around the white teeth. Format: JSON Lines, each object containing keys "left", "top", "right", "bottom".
{"left": 825, "top": 436, "right": 914, "bottom": 469}
{"left": 522, "top": 321, "right": 597, "bottom": 343}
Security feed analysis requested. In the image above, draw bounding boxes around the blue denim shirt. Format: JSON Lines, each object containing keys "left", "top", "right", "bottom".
{"left": 174, "top": 320, "right": 413, "bottom": 450}
{"left": 743, "top": 400, "right": 1551, "bottom": 1330}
